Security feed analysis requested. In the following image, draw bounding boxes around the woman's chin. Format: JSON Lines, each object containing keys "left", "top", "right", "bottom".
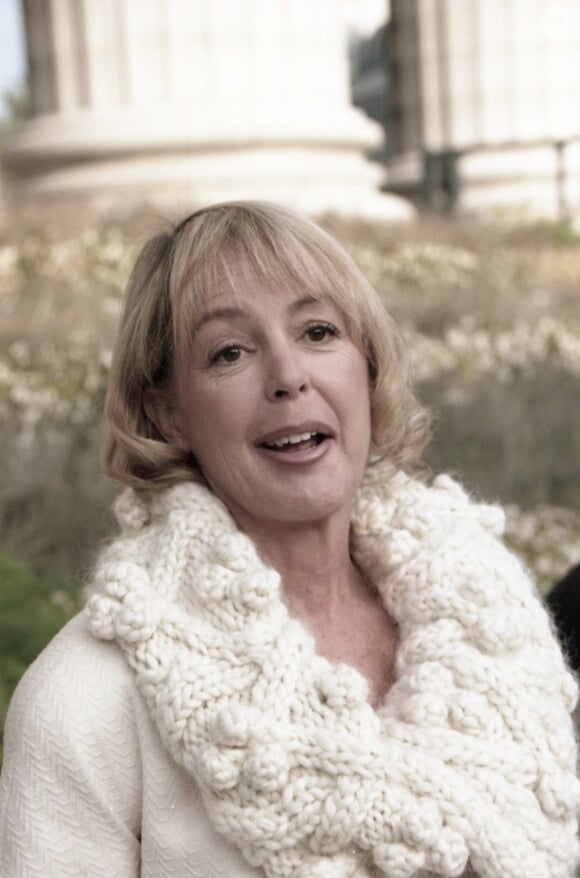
{"left": 244, "top": 484, "right": 357, "bottom": 531}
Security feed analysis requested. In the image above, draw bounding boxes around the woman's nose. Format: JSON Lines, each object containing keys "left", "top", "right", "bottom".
{"left": 264, "top": 342, "right": 309, "bottom": 401}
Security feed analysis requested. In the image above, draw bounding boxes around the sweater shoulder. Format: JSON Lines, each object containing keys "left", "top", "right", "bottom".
{"left": 2, "top": 613, "right": 145, "bottom": 797}
{"left": 0, "top": 614, "right": 145, "bottom": 876}
{"left": 7, "top": 611, "right": 138, "bottom": 721}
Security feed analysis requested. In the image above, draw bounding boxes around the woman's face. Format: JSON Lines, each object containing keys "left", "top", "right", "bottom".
{"left": 159, "top": 259, "right": 372, "bottom": 534}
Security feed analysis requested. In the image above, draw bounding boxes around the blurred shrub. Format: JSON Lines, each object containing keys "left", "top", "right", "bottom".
{"left": 0, "top": 553, "right": 83, "bottom": 760}
{"left": 423, "top": 365, "right": 580, "bottom": 510}
{"left": 0, "top": 211, "right": 578, "bottom": 673}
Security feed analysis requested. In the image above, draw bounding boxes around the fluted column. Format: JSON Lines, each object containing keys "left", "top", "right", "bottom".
{"left": 3, "top": 0, "right": 412, "bottom": 220}
{"left": 387, "top": 0, "right": 580, "bottom": 217}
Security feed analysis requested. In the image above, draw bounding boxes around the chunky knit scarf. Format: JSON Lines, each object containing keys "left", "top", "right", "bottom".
{"left": 86, "top": 464, "right": 580, "bottom": 878}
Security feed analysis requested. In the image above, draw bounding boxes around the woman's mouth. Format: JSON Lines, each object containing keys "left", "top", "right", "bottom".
{"left": 259, "top": 431, "right": 327, "bottom": 453}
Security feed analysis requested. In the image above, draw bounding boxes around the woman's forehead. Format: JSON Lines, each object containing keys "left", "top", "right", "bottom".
{"left": 194, "top": 279, "right": 332, "bottom": 327}
{"left": 173, "top": 241, "right": 354, "bottom": 351}
{"left": 212, "top": 253, "right": 271, "bottom": 294}
{"left": 193, "top": 250, "right": 328, "bottom": 307}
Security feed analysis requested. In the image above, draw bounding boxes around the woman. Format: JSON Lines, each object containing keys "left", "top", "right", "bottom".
{"left": 1, "top": 201, "right": 578, "bottom": 878}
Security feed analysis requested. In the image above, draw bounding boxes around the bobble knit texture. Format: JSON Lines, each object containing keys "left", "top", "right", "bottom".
{"left": 86, "top": 464, "right": 580, "bottom": 878}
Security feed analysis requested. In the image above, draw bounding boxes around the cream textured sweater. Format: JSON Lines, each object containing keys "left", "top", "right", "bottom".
{"left": 0, "top": 613, "right": 265, "bottom": 876}
{"left": 1, "top": 466, "right": 578, "bottom": 877}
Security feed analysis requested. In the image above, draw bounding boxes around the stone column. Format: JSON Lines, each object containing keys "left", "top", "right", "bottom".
{"left": 387, "top": 0, "right": 580, "bottom": 218}
{"left": 2, "top": 0, "right": 412, "bottom": 220}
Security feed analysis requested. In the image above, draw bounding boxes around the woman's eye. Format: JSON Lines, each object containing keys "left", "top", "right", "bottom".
{"left": 210, "top": 345, "right": 242, "bottom": 364}
{"left": 306, "top": 322, "right": 338, "bottom": 343}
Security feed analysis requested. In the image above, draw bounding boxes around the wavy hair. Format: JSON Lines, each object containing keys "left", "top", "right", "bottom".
{"left": 101, "top": 200, "right": 431, "bottom": 489}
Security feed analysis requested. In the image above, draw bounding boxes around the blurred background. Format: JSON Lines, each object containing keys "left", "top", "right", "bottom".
{"left": 1, "top": 0, "right": 579, "bottom": 754}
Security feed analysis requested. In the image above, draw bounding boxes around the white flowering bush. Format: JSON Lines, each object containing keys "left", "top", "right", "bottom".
{"left": 406, "top": 318, "right": 580, "bottom": 383}
{"left": 355, "top": 240, "right": 478, "bottom": 291}
{"left": 0, "top": 227, "right": 132, "bottom": 435}
{"left": 504, "top": 505, "right": 580, "bottom": 593}
{"left": 0, "top": 216, "right": 579, "bottom": 590}
{"left": 0, "top": 227, "right": 134, "bottom": 572}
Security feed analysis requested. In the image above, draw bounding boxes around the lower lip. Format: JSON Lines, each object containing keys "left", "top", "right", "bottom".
{"left": 257, "top": 436, "right": 332, "bottom": 464}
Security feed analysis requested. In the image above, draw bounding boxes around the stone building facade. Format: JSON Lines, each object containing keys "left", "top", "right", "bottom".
{"left": 2, "top": 0, "right": 412, "bottom": 220}
{"left": 386, "top": 0, "right": 580, "bottom": 217}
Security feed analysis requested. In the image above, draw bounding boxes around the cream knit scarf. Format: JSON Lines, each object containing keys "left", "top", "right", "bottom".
{"left": 86, "top": 464, "right": 580, "bottom": 878}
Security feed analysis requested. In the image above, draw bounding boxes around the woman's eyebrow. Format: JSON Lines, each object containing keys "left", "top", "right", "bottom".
{"left": 194, "top": 296, "right": 326, "bottom": 333}
{"left": 192, "top": 307, "right": 247, "bottom": 334}
{"left": 287, "top": 295, "right": 328, "bottom": 314}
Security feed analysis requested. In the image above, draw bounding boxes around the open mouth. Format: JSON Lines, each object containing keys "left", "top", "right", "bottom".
{"left": 259, "top": 431, "right": 327, "bottom": 453}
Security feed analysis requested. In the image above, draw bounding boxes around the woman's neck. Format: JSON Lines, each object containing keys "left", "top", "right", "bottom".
{"left": 239, "top": 508, "right": 398, "bottom": 707}
{"left": 236, "top": 508, "right": 360, "bottom": 617}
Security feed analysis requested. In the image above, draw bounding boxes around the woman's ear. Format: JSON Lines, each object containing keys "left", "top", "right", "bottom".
{"left": 142, "top": 387, "right": 189, "bottom": 451}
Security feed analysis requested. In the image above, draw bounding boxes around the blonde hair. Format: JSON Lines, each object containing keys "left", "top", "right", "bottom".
{"left": 102, "top": 200, "right": 431, "bottom": 489}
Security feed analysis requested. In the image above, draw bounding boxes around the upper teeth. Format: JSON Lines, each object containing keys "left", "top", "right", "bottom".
{"left": 267, "top": 431, "right": 317, "bottom": 448}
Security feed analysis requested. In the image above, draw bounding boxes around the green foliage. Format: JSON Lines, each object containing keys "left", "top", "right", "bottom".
{"left": 0, "top": 553, "right": 82, "bottom": 761}
{"left": 505, "top": 218, "right": 580, "bottom": 248}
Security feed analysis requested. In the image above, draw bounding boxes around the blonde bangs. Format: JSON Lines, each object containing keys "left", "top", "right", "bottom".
{"left": 168, "top": 202, "right": 373, "bottom": 363}
{"left": 101, "top": 200, "right": 432, "bottom": 490}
